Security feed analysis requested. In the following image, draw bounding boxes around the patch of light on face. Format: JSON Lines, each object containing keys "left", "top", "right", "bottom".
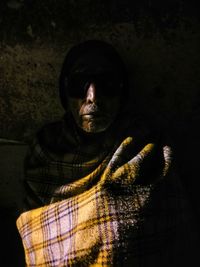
{"left": 81, "top": 117, "right": 112, "bottom": 133}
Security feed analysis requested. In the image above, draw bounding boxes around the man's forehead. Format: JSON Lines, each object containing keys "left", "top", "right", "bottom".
{"left": 70, "top": 52, "right": 118, "bottom": 74}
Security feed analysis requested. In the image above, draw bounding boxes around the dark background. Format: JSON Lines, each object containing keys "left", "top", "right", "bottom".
{"left": 0, "top": 0, "right": 200, "bottom": 266}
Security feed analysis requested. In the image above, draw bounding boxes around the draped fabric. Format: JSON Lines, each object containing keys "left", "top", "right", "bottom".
{"left": 22, "top": 113, "right": 160, "bottom": 208}
{"left": 16, "top": 116, "right": 195, "bottom": 266}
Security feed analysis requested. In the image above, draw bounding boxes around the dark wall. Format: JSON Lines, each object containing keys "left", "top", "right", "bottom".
{"left": 0, "top": 1, "right": 200, "bottom": 264}
{"left": 0, "top": 0, "right": 199, "bottom": 139}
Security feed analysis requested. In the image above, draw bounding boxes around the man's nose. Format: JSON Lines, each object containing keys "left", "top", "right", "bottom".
{"left": 86, "top": 83, "right": 97, "bottom": 104}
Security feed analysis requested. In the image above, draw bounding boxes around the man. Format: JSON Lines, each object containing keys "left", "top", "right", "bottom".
{"left": 17, "top": 40, "right": 196, "bottom": 266}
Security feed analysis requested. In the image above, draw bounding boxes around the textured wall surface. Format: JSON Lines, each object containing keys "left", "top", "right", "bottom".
{"left": 0, "top": 1, "right": 199, "bottom": 265}
{"left": 0, "top": 0, "right": 199, "bottom": 142}
{"left": 0, "top": 22, "right": 199, "bottom": 139}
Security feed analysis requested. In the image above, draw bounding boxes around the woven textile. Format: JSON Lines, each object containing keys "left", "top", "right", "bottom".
{"left": 22, "top": 114, "right": 161, "bottom": 208}
{"left": 16, "top": 130, "right": 194, "bottom": 266}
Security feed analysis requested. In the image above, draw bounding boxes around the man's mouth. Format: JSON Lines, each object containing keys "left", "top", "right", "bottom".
{"left": 82, "top": 110, "right": 104, "bottom": 116}
{"left": 81, "top": 112, "right": 107, "bottom": 120}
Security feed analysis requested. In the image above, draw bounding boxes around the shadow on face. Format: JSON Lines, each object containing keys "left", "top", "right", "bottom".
{"left": 66, "top": 54, "right": 125, "bottom": 133}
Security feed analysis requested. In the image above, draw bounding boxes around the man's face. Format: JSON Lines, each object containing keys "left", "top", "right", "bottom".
{"left": 67, "top": 72, "right": 123, "bottom": 133}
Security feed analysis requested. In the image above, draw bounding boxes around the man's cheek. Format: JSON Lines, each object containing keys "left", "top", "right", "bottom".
{"left": 79, "top": 104, "right": 87, "bottom": 116}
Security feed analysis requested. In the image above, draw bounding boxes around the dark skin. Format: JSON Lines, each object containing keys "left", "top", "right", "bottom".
{"left": 68, "top": 82, "right": 121, "bottom": 133}
{"left": 66, "top": 52, "right": 124, "bottom": 134}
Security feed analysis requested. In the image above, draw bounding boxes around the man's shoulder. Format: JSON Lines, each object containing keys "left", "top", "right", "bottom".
{"left": 39, "top": 120, "right": 64, "bottom": 137}
{"left": 123, "top": 111, "right": 171, "bottom": 146}
{"left": 36, "top": 119, "right": 67, "bottom": 152}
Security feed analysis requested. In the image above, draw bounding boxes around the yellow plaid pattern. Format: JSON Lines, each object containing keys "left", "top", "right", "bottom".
{"left": 17, "top": 136, "right": 193, "bottom": 266}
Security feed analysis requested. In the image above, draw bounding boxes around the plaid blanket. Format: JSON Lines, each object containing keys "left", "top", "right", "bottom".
{"left": 21, "top": 114, "right": 161, "bottom": 208}
{"left": 16, "top": 130, "right": 194, "bottom": 267}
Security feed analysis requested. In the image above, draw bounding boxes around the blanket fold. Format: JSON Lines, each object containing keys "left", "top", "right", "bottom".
{"left": 16, "top": 132, "right": 194, "bottom": 267}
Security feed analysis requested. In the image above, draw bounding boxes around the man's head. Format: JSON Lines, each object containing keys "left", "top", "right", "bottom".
{"left": 59, "top": 40, "right": 129, "bottom": 133}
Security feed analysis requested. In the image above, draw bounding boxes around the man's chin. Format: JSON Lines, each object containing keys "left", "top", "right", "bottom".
{"left": 81, "top": 120, "right": 110, "bottom": 133}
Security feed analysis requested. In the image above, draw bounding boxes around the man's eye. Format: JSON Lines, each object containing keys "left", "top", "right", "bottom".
{"left": 105, "top": 81, "right": 118, "bottom": 89}
{"left": 105, "top": 81, "right": 112, "bottom": 87}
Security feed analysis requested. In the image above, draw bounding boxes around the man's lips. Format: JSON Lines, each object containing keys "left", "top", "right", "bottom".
{"left": 81, "top": 110, "right": 105, "bottom": 116}
{"left": 81, "top": 112, "right": 107, "bottom": 119}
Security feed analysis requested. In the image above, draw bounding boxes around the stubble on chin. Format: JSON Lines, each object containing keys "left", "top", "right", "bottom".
{"left": 82, "top": 120, "right": 98, "bottom": 133}
{"left": 81, "top": 118, "right": 109, "bottom": 133}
